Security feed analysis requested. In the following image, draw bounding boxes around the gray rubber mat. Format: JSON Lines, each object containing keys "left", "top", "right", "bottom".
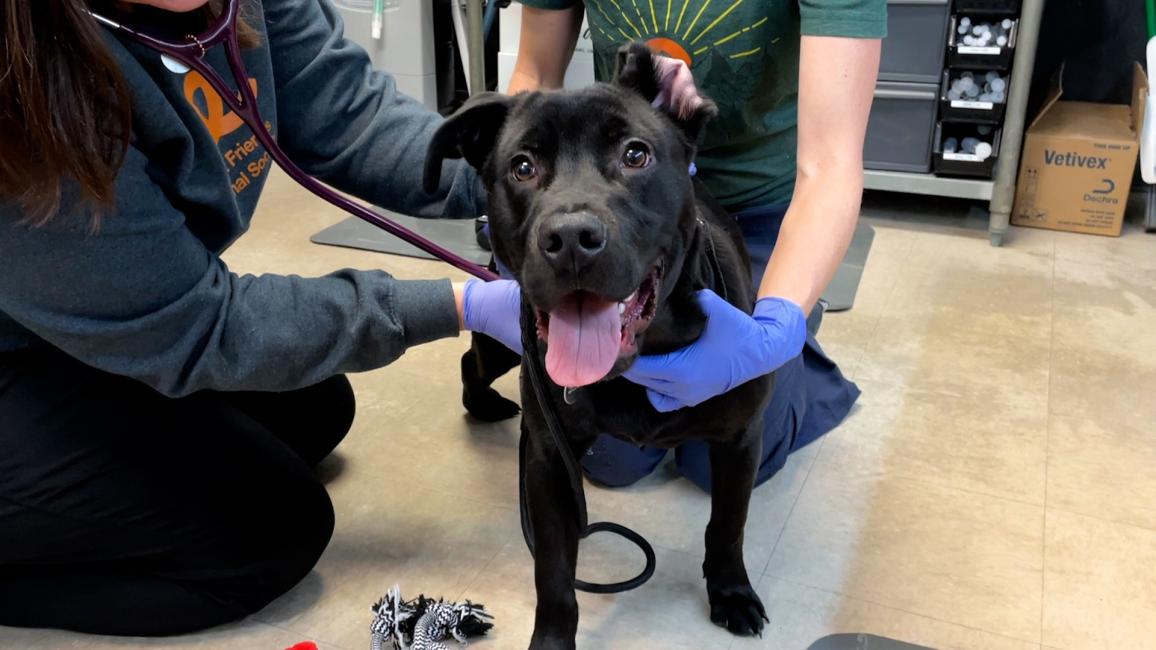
{"left": 808, "top": 633, "right": 934, "bottom": 649}
{"left": 310, "top": 213, "right": 491, "bottom": 266}
{"left": 820, "top": 220, "right": 875, "bottom": 312}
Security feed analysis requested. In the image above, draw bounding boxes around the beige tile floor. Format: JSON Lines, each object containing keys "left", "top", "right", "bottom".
{"left": 6, "top": 172, "right": 1156, "bottom": 650}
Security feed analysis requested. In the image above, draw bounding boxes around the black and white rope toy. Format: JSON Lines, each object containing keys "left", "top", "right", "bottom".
{"left": 370, "top": 585, "right": 494, "bottom": 650}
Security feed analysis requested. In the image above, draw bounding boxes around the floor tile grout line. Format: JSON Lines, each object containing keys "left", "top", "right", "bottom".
{"left": 833, "top": 227, "right": 989, "bottom": 381}
{"left": 858, "top": 226, "right": 920, "bottom": 342}
{"left": 756, "top": 226, "right": 1045, "bottom": 608}
{"left": 756, "top": 435, "right": 827, "bottom": 578}
{"left": 825, "top": 226, "right": 919, "bottom": 405}
{"left": 807, "top": 462, "right": 1048, "bottom": 510}
{"left": 1039, "top": 234, "right": 1056, "bottom": 647}
{"left": 1042, "top": 404, "right": 1152, "bottom": 434}
{"left": 256, "top": 513, "right": 518, "bottom": 648}
{"left": 1040, "top": 509, "right": 1050, "bottom": 649}
{"left": 1041, "top": 502, "right": 1156, "bottom": 534}
{"left": 455, "top": 530, "right": 523, "bottom": 602}
{"left": 763, "top": 573, "right": 1044, "bottom": 646}
{"left": 930, "top": 478, "right": 1046, "bottom": 507}
{"left": 845, "top": 378, "right": 1051, "bottom": 414}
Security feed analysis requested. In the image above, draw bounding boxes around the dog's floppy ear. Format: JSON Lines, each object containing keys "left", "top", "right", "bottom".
{"left": 423, "top": 92, "right": 514, "bottom": 194}
{"left": 670, "top": 93, "right": 719, "bottom": 147}
{"left": 614, "top": 42, "right": 718, "bottom": 145}
{"left": 614, "top": 43, "right": 663, "bottom": 104}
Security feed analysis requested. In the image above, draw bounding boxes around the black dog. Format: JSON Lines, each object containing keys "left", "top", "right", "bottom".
{"left": 425, "top": 44, "right": 773, "bottom": 649}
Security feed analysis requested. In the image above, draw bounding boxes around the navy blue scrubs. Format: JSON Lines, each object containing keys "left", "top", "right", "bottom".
{"left": 580, "top": 203, "right": 861, "bottom": 492}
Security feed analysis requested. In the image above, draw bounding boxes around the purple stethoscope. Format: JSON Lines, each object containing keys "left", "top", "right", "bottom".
{"left": 88, "top": 0, "right": 497, "bottom": 282}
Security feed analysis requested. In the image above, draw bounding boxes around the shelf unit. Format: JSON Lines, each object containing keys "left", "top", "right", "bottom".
{"left": 867, "top": 0, "right": 1045, "bottom": 246}
{"left": 865, "top": 170, "right": 994, "bottom": 201}
{"left": 466, "top": 0, "right": 1046, "bottom": 245}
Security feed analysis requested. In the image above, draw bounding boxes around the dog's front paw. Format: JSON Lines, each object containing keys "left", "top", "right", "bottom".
{"left": 463, "top": 385, "right": 521, "bottom": 421}
{"left": 708, "top": 582, "right": 768, "bottom": 637}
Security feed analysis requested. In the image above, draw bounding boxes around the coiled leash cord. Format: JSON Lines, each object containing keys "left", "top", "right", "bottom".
{"left": 517, "top": 300, "right": 656, "bottom": 594}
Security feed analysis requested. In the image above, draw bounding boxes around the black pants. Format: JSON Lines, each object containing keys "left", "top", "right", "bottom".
{"left": 0, "top": 348, "right": 354, "bottom": 636}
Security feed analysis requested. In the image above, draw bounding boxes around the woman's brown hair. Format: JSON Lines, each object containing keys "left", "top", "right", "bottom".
{"left": 0, "top": 1, "right": 257, "bottom": 225}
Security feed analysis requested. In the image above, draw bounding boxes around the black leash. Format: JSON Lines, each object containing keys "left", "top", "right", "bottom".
{"left": 513, "top": 219, "right": 727, "bottom": 595}
{"left": 697, "top": 217, "right": 729, "bottom": 302}
{"left": 517, "top": 300, "right": 656, "bottom": 594}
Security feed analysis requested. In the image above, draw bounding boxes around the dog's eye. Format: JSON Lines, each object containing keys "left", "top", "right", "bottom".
{"left": 511, "top": 156, "right": 538, "bottom": 182}
{"left": 621, "top": 143, "right": 651, "bottom": 169}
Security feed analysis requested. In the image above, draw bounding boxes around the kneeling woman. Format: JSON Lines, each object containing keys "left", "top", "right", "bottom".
{"left": 0, "top": 0, "right": 520, "bottom": 635}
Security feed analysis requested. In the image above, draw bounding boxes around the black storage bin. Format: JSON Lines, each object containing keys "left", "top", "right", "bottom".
{"left": 864, "top": 82, "right": 940, "bottom": 173}
{"left": 953, "top": 0, "right": 1021, "bottom": 15}
{"left": 947, "top": 15, "right": 1017, "bottom": 70}
{"left": 879, "top": 0, "right": 951, "bottom": 84}
{"left": 933, "top": 122, "right": 1002, "bottom": 178}
{"left": 938, "top": 70, "right": 1009, "bottom": 123}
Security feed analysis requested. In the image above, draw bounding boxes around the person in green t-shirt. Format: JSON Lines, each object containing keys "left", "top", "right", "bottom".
{"left": 507, "top": 0, "right": 886, "bottom": 491}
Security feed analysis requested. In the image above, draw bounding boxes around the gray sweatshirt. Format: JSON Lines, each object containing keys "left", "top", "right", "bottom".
{"left": 0, "top": 0, "right": 485, "bottom": 397}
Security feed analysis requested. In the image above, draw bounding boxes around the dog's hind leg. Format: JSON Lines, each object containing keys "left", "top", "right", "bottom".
{"left": 461, "top": 332, "right": 521, "bottom": 422}
{"left": 522, "top": 419, "right": 584, "bottom": 650}
{"left": 702, "top": 430, "right": 768, "bottom": 636}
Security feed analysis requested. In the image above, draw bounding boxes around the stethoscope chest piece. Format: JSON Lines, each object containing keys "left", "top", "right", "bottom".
{"left": 161, "top": 54, "right": 191, "bottom": 74}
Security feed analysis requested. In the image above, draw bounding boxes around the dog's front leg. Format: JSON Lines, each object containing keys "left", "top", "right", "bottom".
{"left": 522, "top": 420, "right": 583, "bottom": 649}
{"left": 461, "top": 332, "right": 522, "bottom": 421}
{"left": 702, "top": 429, "right": 768, "bottom": 636}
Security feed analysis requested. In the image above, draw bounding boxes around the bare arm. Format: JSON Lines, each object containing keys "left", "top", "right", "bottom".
{"left": 757, "top": 35, "right": 881, "bottom": 313}
{"left": 508, "top": 4, "right": 585, "bottom": 93}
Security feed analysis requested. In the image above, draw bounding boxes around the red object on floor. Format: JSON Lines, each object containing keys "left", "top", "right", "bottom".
{"left": 285, "top": 643, "right": 318, "bottom": 650}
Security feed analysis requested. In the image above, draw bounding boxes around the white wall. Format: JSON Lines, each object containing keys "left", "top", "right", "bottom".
{"left": 332, "top": 0, "right": 438, "bottom": 109}
{"left": 497, "top": 3, "right": 598, "bottom": 91}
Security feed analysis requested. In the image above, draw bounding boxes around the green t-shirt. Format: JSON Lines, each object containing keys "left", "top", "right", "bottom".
{"left": 518, "top": 0, "right": 887, "bottom": 209}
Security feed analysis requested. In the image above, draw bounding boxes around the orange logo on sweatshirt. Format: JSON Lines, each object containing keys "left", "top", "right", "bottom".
{"left": 183, "top": 71, "right": 259, "bottom": 143}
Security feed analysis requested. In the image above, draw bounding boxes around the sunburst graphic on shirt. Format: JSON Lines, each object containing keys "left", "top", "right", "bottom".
{"left": 590, "top": 0, "right": 777, "bottom": 66}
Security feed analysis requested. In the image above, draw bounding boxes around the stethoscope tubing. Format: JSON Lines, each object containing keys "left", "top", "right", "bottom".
{"left": 89, "top": 0, "right": 496, "bottom": 281}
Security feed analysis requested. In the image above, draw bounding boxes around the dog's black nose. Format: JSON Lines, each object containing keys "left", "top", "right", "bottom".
{"left": 540, "top": 212, "right": 607, "bottom": 270}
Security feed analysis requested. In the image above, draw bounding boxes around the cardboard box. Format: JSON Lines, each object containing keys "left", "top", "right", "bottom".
{"left": 1012, "top": 63, "right": 1148, "bottom": 236}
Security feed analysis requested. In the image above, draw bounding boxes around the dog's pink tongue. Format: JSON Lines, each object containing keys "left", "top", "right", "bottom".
{"left": 545, "top": 293, "right": 621, "bottom": 388}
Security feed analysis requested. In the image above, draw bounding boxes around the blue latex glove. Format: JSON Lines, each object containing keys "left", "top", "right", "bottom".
{"left": 623, "top": 290, "right": 807, "bottom": 412}
{"left": 462, "top": 278, "right": 523, "bottom": 354}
